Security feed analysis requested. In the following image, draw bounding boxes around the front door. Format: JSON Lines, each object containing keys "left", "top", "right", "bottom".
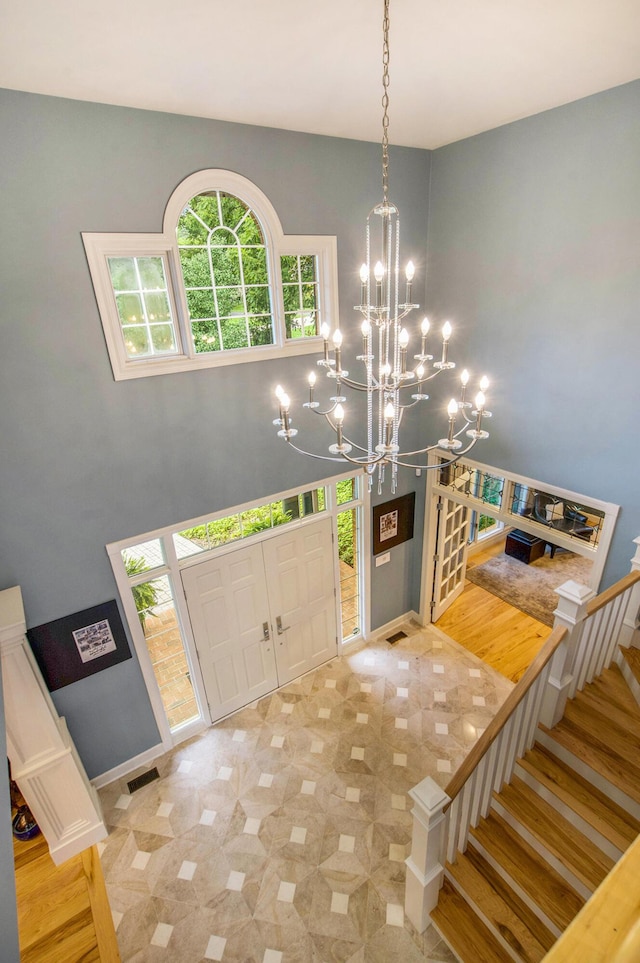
{"left": 263, "top": 516, "right": 337, "bottom": 686}
{"left": 182, "top": 517, "right": 338, "bottom": 721}
{"left": 181, "top": 541, "right": 278, "bottom": 720}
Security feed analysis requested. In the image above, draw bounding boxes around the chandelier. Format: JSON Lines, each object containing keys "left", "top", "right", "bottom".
{"left": 274, "top": 0, "right": 492, "bottom": 493}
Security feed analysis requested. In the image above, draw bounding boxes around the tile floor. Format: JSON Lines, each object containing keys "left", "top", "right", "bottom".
{"left": 98, "top": 621, "right": 513, "bottom": 962}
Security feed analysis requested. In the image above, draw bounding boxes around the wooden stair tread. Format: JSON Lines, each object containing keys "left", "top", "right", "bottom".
{"left": 576, "top": 678, "right": 640, "bottom": 737}
{"left": 448, "top": 843, "right": 555, "bottom": 961}
{"left": 621, "top": 646, "right": 640, "bottom": 686}
{"left": 570, "top": 671, "right": 640, "bottom": 749}
{"left": 496, "top": 776, "right": 614, "bottom": 890}
{"left": 564, "top": 699, "right": 640, "bottom": 774}
{"left": 471, "top": 811, "right": 584, "bottom": 931}
{"left": 431, "top": 876, "right": 514, "bottom": 963}
{"left": 594, "top": 663, "right": 640, "bottom": 715}
{"left": 544, "top": 715, "right": 640, "bottom": 804}
{"left": 519, "top": 743, "right": 640, "bottom": 851}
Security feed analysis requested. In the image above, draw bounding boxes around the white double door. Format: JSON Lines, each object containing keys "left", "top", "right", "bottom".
{"left": 182, "top": 516, "right": 337, "bottom": 723}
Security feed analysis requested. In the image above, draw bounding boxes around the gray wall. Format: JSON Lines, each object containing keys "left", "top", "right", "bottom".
{"left": 425, "top": 80, "right": 640, "bottom": 585}
{"left": 1, "top": 76, "right": 639, "bottom": 961}
{"left": 0, "top": 88, "right": 431, "bottom": 781}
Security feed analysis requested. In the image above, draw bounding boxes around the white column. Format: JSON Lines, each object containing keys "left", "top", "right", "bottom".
{"left": 619, "top": 536, "right": 640, "bottom": 649}
{"left": 0, "top": 587, "right": 106, "bottom": 865}
{"left": 539, "top": 579, "right": 595, "bottom": 729}
{"left": 405, "top": 776, "right": 450, "bottom": 932}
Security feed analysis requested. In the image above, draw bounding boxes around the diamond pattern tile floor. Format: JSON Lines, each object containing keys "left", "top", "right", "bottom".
{"left": 99, "top": 621, "right": 512, "bottom": 962}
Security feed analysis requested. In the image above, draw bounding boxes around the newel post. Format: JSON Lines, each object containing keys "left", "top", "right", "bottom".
{"left": 619, "top": 536, "right": 640, "bottom": 648}
{"left": 539, "top": 579, "right": 595, "bottom": 729}
{"left": 405, "top": 776, "right": 450, "bottom": 932}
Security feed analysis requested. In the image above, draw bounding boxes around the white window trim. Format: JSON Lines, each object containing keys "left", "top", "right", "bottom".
{"left": 83, "top": 169, "right": 339, "bottom": 381}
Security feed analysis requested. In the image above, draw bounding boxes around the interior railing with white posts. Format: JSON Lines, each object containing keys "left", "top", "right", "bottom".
{"left": 405, "top": 535, "right": 640, "bottom": 935}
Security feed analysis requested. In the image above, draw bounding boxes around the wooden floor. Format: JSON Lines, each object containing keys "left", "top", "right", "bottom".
{"left": 13, "top": 832, "right": 120, "bottom": 963}
{"left": 436, "top": 538, "right": 551, "bottom": 683}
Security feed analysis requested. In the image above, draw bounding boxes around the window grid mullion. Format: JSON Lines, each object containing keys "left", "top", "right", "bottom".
{"left": 83, "top": 170, "right": 338, "bottom": 379}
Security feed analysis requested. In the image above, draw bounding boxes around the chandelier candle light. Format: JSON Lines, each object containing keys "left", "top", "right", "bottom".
{"left": 274, "top": 0, "right": 493, "bottom": 494}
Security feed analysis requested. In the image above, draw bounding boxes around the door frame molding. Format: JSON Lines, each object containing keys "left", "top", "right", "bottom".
{"left": 420, "top": 454, "right": 619, "bottom": 626}
{"left": 107, "top": 471, "right": 369, "bottom": 753}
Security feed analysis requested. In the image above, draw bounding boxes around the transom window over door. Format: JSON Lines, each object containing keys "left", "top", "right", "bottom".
{"left": 83, "top": 169, "right": 339, "bottom": 380}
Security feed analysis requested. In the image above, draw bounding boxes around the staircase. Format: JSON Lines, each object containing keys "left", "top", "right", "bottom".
{"left": 431, "top": 656, "right": 640, "bottom": 962}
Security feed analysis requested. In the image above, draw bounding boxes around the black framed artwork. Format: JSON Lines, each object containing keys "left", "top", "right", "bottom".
{"left": 27, "top": 599, "right": 131, "bottom": 691}
{"left": 373, "top": 491, "right": 416, "bottom": 555}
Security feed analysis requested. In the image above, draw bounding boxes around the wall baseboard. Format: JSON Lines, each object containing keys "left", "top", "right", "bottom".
{"left": 370, "top": 611, "right": 421, "bottom": 643}
{"left": 91, "top": 742, "right": 166, "bottom": 790}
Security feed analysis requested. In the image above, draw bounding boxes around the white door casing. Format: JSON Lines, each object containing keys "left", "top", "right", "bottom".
{"left": 182, "top": 517, "right": 338, "bottom": 721}
{"left": 181, "top": 542, "right": 278, "bottom": 720}
{"left": 430, "top": 496, "right": 469, "bottom": 622}
{"left": 263, "top": 516, "right": 337, "bottom": 685}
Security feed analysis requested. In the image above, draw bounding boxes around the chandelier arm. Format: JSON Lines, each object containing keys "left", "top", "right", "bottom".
{"left": 278, "top": 438, "right": 362, "bottom": 464}
{"left": 392, "top": 451, "right": 467, "bottom": 471}
{"left": 409, "top": 368, "right": 442, "bottom": 384}
{"left": 396, "top": 396, "right": 422, "bottom": 412}
{"left": 311, "top": 402, "right": 340, "bottom": 416}
{"left": 321, "top": 418, "right": 389, "bottom": 466}
{"left": 395, "top": 436, "right": 480, "bottom": 461}
{"left": 331, "top": 374, "right": 378, "bottom": 392}
{"left": 336, "top": 435, "right": 371, "bottom": 456}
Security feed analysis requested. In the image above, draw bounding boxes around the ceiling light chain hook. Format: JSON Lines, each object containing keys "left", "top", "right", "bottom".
{"left": 382, "top": 0, "right": 391, "bottom": 206}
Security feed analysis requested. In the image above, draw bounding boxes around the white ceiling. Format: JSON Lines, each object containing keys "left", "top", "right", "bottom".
{"left": 1, "top": 0, "right": 639, "bottom": 149}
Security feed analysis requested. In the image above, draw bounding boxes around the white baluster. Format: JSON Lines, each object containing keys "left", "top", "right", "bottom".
{"left": 619, "top": 536, "right": 640, "bottom": 648}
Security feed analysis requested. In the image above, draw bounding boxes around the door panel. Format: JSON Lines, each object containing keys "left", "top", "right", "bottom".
{"left": 183, "top": 517, "right": 338, "bottom": 720}
{"left": 182, "top": 542, "right": 278, "bottom": 721}
{"left": 262, "top": 517, "right": 337, "bottom": 686}
{"left": 431, "top": 496, "right": 469, "bottom": 622}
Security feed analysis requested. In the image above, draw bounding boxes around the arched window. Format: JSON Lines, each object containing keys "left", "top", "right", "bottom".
{"left": 177, "top": 190, "right": 274, "bottom": 353}
{"left": 83, "top": 170, "right": 338, "bottom": 380}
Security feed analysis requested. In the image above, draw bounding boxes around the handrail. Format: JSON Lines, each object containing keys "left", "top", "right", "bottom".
{"left": 444, "top": 624, "right": 567, "bottom": 808}
{"left": 586, "top": 569, "right": 640, "bottom": 617}
{"left": 543, "top": 832, "right": 640, "bottom": 962}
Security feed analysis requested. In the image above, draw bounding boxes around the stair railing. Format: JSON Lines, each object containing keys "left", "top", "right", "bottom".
{"left": 405, "top": 534, "right": 640, "bottom": 934}
{"left": 541, "top": 538, "right": 640, "bottom": 730}
{"left": 405, "top": 624, "right": 566, "bottom": 932}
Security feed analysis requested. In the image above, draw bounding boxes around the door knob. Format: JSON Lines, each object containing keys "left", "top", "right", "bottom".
{"left": 262, "top": 622, "right": 270, "bottom": 641}
{"left": 276, "top": 615, "right": 290, "bottom": 635}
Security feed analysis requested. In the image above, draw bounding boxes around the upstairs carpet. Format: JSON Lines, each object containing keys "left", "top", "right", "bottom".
{"left": 466, "top": 548, "right": 593, "bottom": 626}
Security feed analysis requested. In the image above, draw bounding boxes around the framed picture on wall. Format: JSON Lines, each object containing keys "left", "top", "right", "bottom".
{"left": 373, "top": 491, "right": 416, "bottom": 555}
{"left": 27, "top": 600, "right": 131, "bottom": 691}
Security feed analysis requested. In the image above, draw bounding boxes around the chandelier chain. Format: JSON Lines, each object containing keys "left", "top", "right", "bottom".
{"left": 382, "top": 0, "right": 391, "bottom": 205}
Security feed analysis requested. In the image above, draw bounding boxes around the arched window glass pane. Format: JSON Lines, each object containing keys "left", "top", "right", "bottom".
{"left": 177, "top": 191, "right": 275, "bottom": 353}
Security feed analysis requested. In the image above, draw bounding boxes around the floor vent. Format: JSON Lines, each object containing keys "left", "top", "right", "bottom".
{"left": 386, "top": 630, "right": 407, "bottom": 645}
{"left": 127, "top": 767, "right": 160, "bottom": 794}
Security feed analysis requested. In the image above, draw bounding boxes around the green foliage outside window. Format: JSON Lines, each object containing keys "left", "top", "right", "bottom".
{"left": 281, "top": 254, "right": 319, "bottom": 339}
{"left": 177, "top": 192, "right": 275, "bottom": 352}
{"left": 336, "top": 479, "right": 357, "bottom": 567}
{"left": 478, "top": 514, "right": 496, "bottom": 532}
{"left": 337, "top": 509, "right": 355, "bottom": 568}
{"left": 180, "top": 503, "right": 293, "bottom": 549}
{"left": 124, "top": 554, "right": 159, "bottom": 632}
